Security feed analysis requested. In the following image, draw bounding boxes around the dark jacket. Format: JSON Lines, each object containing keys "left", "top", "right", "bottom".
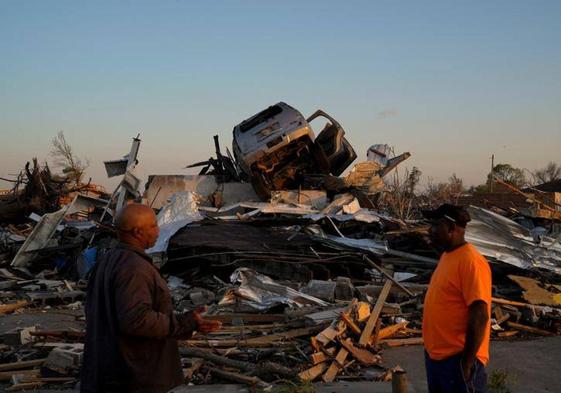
{"left": 81, "top": 243, "right": 196, "bottom": 393}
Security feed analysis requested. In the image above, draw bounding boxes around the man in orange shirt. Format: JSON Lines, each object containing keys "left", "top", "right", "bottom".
{"left": 422, "top": 204, "right": 491, "bottom": 393}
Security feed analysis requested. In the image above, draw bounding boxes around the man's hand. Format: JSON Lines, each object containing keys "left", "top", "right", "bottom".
{"left": 193, "top": 307, "right": 222, "bottom": 335}
{"left": 460, "top": 356, "right": 474, "bottom": 381}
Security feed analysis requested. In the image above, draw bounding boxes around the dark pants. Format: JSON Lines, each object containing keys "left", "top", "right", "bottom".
{"left": 425, "top": 351, "right": 488, "bottom": 393}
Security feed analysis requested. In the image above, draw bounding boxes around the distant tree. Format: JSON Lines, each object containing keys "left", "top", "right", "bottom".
{"left": 50, "top": 131, "right": 89, "bottom": 186}
{"left": 385, "top": 166, "right": 422, "bottom": 220}
{"left": 405, "top": 166, "right": 422, "bottom": 195}
{"left": 447, "top": 173, "right": 464, "bottom": 195}
{"left": 487, "top": 163, "right": 526, "bottom": 188}
{"left": 533, "top": 162, "right": 561, "bottom": 184}
{"left": 424, "top": 174, "right": 465, "bottom": 206}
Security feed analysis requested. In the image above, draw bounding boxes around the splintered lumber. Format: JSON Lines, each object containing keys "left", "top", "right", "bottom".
{"left": 359, "top": 280, "right": 393, "bottom": 346}
{"left": 356, "top": 302, "right": 371, "bottom": 322}
{"left": 492, "top": 297, "right": 561, "bottom": 312}
{"left": 298, "top": 362, "right": 327, "bottom": 382}
{"left": 371, "top": 319, "right": 382, "bottom": 347}
{"left": 493, "top": 307, "right": 511, "bottom": 326}
{"left": 322, "top": 347, "right": 348, "bottom": 383}
{"left": 506, "top": 322, "right": 553, "bottom": 336}
{"left": 311, "top": 352, "right": 330, "bottom": 365}
{"left": 381, "top": 337, "right": 424, "bottom": 347}
{"left": 0, "top": 300, "right": 28, "bottom": 315}
{"left": 0, "top": 358, "right": 46, "bottom": 372}
{"left": 339, "top": 338, "right": 380, "bottom": 366}
{"left": 321, "top": 301, "right": 357, "bottom": 383}
{"left": 315, "top": 326, "right": 339, "bottom": 346}
{"left": 377, "top": 321, "right": 409, "bottom": 341}
{"left": 341, "top": 312, "right": 361, "bottom": 335}
{"left": 187, "top": 325, "right": 325, "bottom": 347}
{"left": 498, "top": 330, "right": 519, "bottom": 338}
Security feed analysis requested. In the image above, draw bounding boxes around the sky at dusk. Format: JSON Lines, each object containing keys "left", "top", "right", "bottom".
{"left": 1, "top": 0, "right": 560, "bottom": 191}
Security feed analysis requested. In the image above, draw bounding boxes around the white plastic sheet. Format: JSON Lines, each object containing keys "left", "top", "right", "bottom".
{"left": 146, "top": 192, "right": 203, "bottom": 254}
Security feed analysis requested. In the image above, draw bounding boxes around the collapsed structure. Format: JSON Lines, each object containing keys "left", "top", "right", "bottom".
{"left": 0, "top": 103, "right": 560, "bottom": 391}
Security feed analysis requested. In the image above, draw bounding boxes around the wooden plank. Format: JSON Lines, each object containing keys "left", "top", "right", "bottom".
{"left": 0, "top": 358, "right": 46, "bottom": 372}
{"left": 506, "top": 321, "right": 553, "bottom": 336}
{"left": 339, "top": 338, "right": 380, "bottom": 366}
{"left": 356, "top": 302, "right": 371, "bottom": 322}
{"left": 381, "top": 337, "right": 424, "bottom": 347}
{"left": 359, "top": 280, "right": 392, "bottom": 346}
{"left": 186, "top": 325, "right": 325, "bottom": 347}
{"left": 311, "top": 352, "right": 330, "bottom": 365}
{"left": 377, "top": 321, "right": 408, "bottom": 340}
{"left": 340, "top": 313, "right": 361, "bottom": 335}
{"left": 497, "top": 330, "right": 519, "bottom": 338}
{"left": 298, "top": 362, "right": 327, "bottom": 382}
{"left": 322, "top": 347, "right": 348, "bottom": 383}
{"left": 371, "top": 319, "right": 382, "bottom": 347}
{"left": 315, "top": 326, "right": 339, "bottom": 346}
{"left": 0, "top": 300, "right": 28, "bottom": 315}
{"left": 492, "top": 297, "right": 561, "bottom": 312}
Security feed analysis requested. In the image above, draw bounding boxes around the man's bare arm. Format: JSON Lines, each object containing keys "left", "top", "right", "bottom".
{"left": 462, "top": 300, "right": 489, "bottom": 379}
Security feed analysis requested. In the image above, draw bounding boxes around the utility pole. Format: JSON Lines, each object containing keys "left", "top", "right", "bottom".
{"left": 490, "top": 154, "right": 494, "bottom": 192}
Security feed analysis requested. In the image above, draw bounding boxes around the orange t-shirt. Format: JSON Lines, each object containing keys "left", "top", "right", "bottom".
{"left": 422, "top": 243, "right": 492, "bottom": 364}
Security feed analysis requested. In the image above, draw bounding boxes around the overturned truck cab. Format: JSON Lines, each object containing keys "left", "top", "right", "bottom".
{"left": 232, "top": 102, "right": 357, "bottom": 199}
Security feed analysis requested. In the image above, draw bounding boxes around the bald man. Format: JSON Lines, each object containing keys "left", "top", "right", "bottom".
{"left": 81, "top": 204, "right": 221, "bottom": 393}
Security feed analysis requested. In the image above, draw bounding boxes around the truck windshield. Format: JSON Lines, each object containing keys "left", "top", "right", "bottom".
{"left": 239, "top": 105, "right": 283, "bottom": 133}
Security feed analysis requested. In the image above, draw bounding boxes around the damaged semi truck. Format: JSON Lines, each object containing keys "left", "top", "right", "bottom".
{"left": 232, "top": 102, "right": 357, "bottom": 199}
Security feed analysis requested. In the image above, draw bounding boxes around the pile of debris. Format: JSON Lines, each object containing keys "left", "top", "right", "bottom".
{"left": 1, "top": 103, "right": 561, "bottom": 391}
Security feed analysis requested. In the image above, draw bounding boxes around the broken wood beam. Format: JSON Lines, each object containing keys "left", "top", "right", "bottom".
{"left": 377, "top": 321, "right": 409, "bottom": 341}
{"left": 340, "top": 312, "right": 361, "bottom": 335}
{"left": 506, "top": 321, "right": 553, "bottom": 336}
{"left": 492, "top": 297, "right": 561, "bottom": 312}
{"left": 0, "top": 359, "right": 46, "bottom": 372}
{"left": 298, "top": 362, "right": 327, "bottom": 382}
{"left": 381, "top": 337, "right": 424, "bottom": 347}
{"left": 311, "top": 352, "right": 331, "bottom": 365}
{"left": 322, "top": 347, "right": 348, "bottom": 383}
{"left": 359, "top": 280, "right": 392, "bottom": 346}
{"left": 339, "top": 338, "right": 380, "bottom": 366}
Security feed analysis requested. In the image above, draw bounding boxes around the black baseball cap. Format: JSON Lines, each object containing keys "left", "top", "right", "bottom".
{"left": 422, "top": 204, "right": 471, "bottom": 228}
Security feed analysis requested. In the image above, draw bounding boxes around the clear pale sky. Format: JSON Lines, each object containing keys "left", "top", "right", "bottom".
{"left": 1, "top": 1, "right": 560, "bottom": 191}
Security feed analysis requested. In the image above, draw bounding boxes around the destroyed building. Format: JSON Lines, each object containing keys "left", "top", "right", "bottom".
{"left": 0, "top": 104, "right": 560, "bottom": 391}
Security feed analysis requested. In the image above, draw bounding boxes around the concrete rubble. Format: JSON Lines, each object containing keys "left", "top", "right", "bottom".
{"left": 1, "top": 103, "right": 561, "bottom": 391}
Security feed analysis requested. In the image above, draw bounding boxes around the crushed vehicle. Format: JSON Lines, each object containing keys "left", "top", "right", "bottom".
{"left": 232, "top": 102, "right": 357, "bottom": 198}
